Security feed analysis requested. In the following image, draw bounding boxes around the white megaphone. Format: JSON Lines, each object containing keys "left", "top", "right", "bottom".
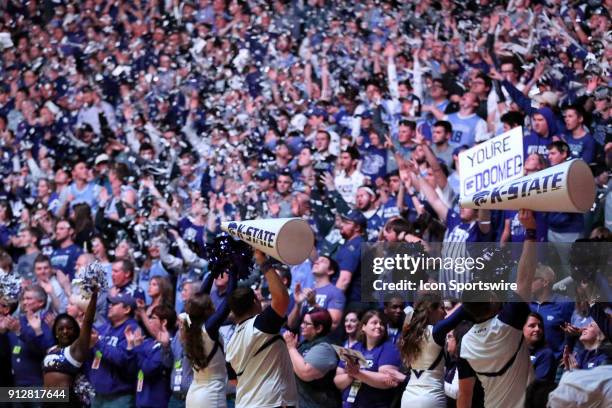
{"left": 221, "top": 218, "right": 315, "bottom": 265}
{"left": 460, "top": 159, "right": 596, "bottom": 212}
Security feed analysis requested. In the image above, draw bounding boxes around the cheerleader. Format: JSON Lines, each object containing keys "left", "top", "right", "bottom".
{"left": 399, "top": 294, "right": 466, "bottom": 408}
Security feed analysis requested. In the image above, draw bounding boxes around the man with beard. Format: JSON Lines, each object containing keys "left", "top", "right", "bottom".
{"left": 334, "top": 146, "right": 365, "bottom": 208}
{"left": 354, "top": 186, "right": 384, "bottom": 242}
{"left": 288, "top": 255, "right": 345, "bottom": 331}
{"left": 430, "top": 120, "right": 454, "bottom": 167}
{"left": 334, "top": 210, "right": 367, "bottom": 310}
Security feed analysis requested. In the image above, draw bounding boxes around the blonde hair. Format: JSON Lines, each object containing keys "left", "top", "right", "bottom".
{"left": 69, "top": 293, "right": 89, "bottom": 312}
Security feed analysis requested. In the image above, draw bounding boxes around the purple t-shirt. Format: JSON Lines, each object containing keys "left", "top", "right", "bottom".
{"left": 339, "top": 340, "right": 401, "bottom": 408}
{"left": 314, "top": 283, "right": 346, "bottom": 311}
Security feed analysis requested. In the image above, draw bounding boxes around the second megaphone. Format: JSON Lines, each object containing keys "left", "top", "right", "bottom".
{"left": 221, "top": 218, "right": 315, "bottom": 265}
{"left": 460, "top": 159, "right": 596, "bottom": 212}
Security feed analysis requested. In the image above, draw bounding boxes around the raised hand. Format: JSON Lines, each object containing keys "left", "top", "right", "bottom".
{"left": 157, "top": 326, "right": 170, "bottom": 347}
{"left": 44, "top": 312, "right": 56, "bottom": 328}
{"left": 89, "top": 329, "right": 99, "bottom": 349}
{"left": 304, "top": 288, "right": 316, "bottom": 306}
{"left": 293, "top": 282, "right": 306, "bottom": 304}
{"left": 518, "top": 209, "right": 536, "bottom": 230}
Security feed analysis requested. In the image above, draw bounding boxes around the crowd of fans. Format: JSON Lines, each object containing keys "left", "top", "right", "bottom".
{"left": 0, "top": 0, "right": 611, "bottom": 407}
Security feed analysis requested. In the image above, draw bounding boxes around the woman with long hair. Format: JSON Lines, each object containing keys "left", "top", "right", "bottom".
{"left": 90, "top": 235, "right": 112, "bottom": 283}
{"left": 71, "top": 203, "right": 95, "bottom": 247}
{"left": 334, "top": 310, "right": 402, "bottom": 408}
{"left": 0, "top": 199, "right": 16, "bottom": 249}
{"left": 182, "top": 269, "right": 237, "bottom": 408}
{"left": 284, "top": 307, "right": 341, "bottom": 408}
{"left": 343, "top": 310, "right": 360, "bottom": 348}
{"left": 563, "top": 320, "right": 611, "bottom": 370}
{"left": 42, "top": 288, "right": 98, "bottom": 407}
{"left": 523, "top": 312, "right": 557, "bottom": 382}
{"left": 137, "top": 276, "right": 175, "bottom": 337}
{"left": 399, "top": 293, "right": 467, "bottom": 408}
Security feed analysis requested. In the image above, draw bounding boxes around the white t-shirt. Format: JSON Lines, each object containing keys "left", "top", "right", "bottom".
{"left": 226, "top": 307, "right": 297, "bottom": 408}
{"left": 335, "top": 170, "right": 366, "bottom": 207}
{"left": 459, "top": 299, "right": 534, "bottom": 408}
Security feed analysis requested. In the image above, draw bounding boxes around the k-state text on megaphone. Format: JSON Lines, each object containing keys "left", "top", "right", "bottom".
{"left": 460, "top": 159, "right": 596, "bottom": 213}
{"left": 221, "top": 218, "right": 315, "bottom": 265}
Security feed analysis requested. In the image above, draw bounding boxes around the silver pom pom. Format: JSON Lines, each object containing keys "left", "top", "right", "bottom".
{"left": 73, "top": 262, "right": 108, "bottom": 297}
{"left": 0, "top": 269, "right": 22, "bottom": 303}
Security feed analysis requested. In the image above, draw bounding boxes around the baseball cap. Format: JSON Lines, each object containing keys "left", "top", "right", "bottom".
{"left": 94, "top": 154, "right": 110, "bottom": 166}
{"left": 594, "top": 85, "right": 609, "bottom": 100}
{"left": 340, "top": 210, "right": 367, "bottom": 230}
{"left": 307, "top": 107, "right": 329, "bottom": 121}
{"left": 108, "top": 293, "right": 137, "bottom": 309}
{"left": 255, "top": 170, "right": 275, "bottom": 181}
{"left": 358, "top": 110, "right": 373, "bottom": 119}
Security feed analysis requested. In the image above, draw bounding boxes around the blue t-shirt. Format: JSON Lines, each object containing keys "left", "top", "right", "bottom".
{"left": 381, "top": 194, "right": 414, "bottom": 222}
{"left": 334, "top": 235, "right": 363, "bottom": 303}
{"left": 178, "top": 217, "right": 206, "bottom": 251}
{"left": 360, "top": 146, "right": 388, "bottom": 181}
{"left": 529, "top": 345, "right": 557, "bottom": 382}
{"left": 546, "top": 211, "right": 584, "bottom": 234}
{"left": 445, "top": 209, "right": 484, "bottom": 244}
{"left": 51, "top": 244, "right": 84, "bottom": 279}
{"left": 504, "top": 210, "right": 548, "bottom": 243}
{"left": 313, "top": 283, "right": 346, "bottom": 311}
{"left": 563, "top": 133, "right": 596, "bottom": 163}
{"left": 339, "top": 340, "right": 401, "bottom": 408}
{"left": 447, "top": 112, "right": 483, "bottom": 147}
{"left": 365, "top": 210, "right": 385, "bottom": 243}
{"left": 530, "top": 295, "right": 575, "bottom": 360}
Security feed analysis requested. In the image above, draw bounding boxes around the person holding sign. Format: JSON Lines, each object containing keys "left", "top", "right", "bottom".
{"left": 333, "top": 310, "right": 402, "bottom": 408}
{"left": 403, "top": 158, "right": 491, "bottom": 298}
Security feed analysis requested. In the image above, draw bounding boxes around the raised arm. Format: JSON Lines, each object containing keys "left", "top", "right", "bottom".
{"left": 515, "top": 209, "right": 537, "bottom": 300}
{"left": 204, "top": 270, "right": 237, "bottom": 337}
{"left": 71, "top": 289, "right": 98, "bottom": 362}
{"left": 261, "top": 257, "right": 290, "bottom": 317}
{"left": 432, "top": 305, "right": 467, "bottom": 346}
{"left": 415, "top": 166, "right": 449, "bottom": 223}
